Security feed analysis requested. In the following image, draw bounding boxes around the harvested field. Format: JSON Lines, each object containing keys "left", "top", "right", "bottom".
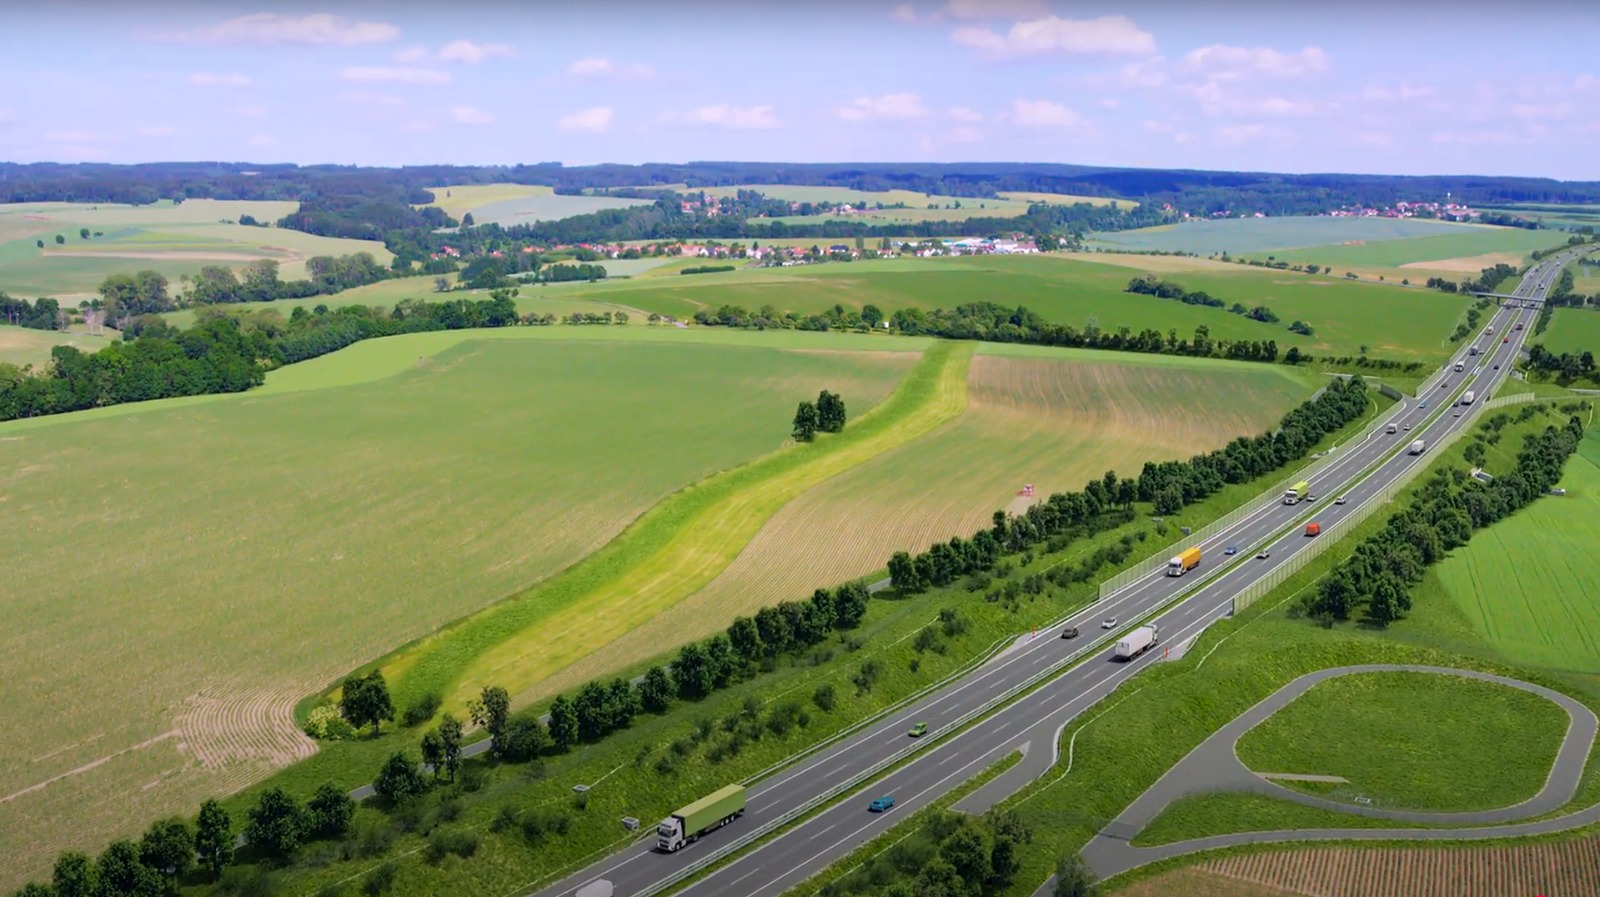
{"left": 1116, "top": 839, "right": 1600, "bottom": 897}
{"left": 1399, "top": 251, "right": 1527, "bottom": 273}
{"left": 0, "top": 332, "right": 914, "bottom": 886}
{"left": 541, "top": 348, "right": 1317, "bottom": 695}
{"left": 416, "top": 183, "right": 651, "bottom": 226}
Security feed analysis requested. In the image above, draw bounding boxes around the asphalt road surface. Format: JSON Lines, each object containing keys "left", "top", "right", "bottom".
{"left": 524, "top": 248, "right": 1584, "bottom": 897}
{"left": 1080, "top": 665, "right": 1600, "bottom": 880}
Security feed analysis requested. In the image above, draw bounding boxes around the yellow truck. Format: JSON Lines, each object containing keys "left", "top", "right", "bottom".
{"left": 1166, "top": 546, "right": 1201, "bottom": 577}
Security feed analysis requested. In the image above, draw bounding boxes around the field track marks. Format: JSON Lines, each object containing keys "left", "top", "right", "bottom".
{"left": 387, "top": 341, "right": 971, "bottom": 712}
{"left": 1, "top": 732, "right": 177, "bottom": 805}
{"left": 177, "top": 681, "right": 316, "bottom": 772}
{"left": 1196, "top": 839, "right": 1600, "bottom": 897}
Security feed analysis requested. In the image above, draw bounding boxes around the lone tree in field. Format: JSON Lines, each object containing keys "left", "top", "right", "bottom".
{"left": 816, "top": 390, "right": 847, "bottom": 433}
{"left": 340, "top": 669, "right": 395, "bottom": 736}
{"left": 792, "top": 400, "right": 818, "bottom": 442}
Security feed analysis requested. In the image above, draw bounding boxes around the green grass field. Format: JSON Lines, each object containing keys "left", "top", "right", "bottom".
{"left": 0, "top": 199, "right": 391, "bottom": 300}
{"left": 1234, "top": 671, "right": 1568, "bottom": 812}
{"left": 416, "top": 183, "right": 652, "bottom": 226}
{"left": 1428, "top": 425, "right": 1600, "bottom": 673}
{"left": 1089, "top": 217, "right": 1490, "bottom": 254}
{"left": 583, "top": 254, "right": 1468, "bottom": 364}
{"left": 543, "top": 346, "right": 1320, "bottom": 696}
{"left": 1537, "top": 308, "right": 1600, "bottom": 356}
{"left": 0, "top": 324, "right": 118, "bottom": 367}
{"left": 0, "top": 329, "right": 919, "bottom": 885}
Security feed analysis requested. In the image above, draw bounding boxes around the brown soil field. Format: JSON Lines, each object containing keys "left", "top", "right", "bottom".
{"left": 535, "top": 352, "right": 1313, "bottom": 697}
{"left": 1118, "top": 839, "right": 1600, "bottom": 897}
{"left": 1400, "top": 251, "right": 1526, "bottom": 273}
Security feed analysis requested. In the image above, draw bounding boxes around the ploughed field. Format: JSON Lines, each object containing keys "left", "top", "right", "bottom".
{"left": 0, "top": 329, "right": 916, "bottom": 886}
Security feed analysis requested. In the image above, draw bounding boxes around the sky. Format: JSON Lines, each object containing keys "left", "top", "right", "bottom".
{"left": 1, "top": 0, "right": 1597, "bottom": 179}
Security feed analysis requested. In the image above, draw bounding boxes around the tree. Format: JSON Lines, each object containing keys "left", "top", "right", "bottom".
{"left": 461, "top": 212, "right": 475, "bottom": 227}
{"left": 193, "top": 800, "right": 232, "bottom": 880}
{"left": 55, "top": 234, "right": 65, "bottom": 245}
{"left": 887, "top": 551, "right": 922, "bottom": 593}
{"left": 469, "top": 685, "right": 511, "bottom": 757}
{"left": 374, "top": 751, "right": 427, "bottom": 806}
{"left": 792, "top": 400, "right": 818, "bottom": 442}
{"left": 52, "top": 853, "right": 96, "bottom": 897}
{"left": 245, "top": 787, "right": 306, "bottom": 858}
{"left": 639, "top": 666, "right": 674, "bottom": 714}
{"left": 340, "top": 670, "right": 395, "bottom": 736}
{"left": 437, "top": 713, "right": 465, "bottom": 780}
{"left": 498, "top": 715, "right": 550, "bottom": 761}
{"left": 35, "top": 239, "right": 43, "bottom": 249}
{"left": 79, "top": 227, "right": 90, "bottom": 240}
{"left": 421, "top": 730, "right": 445, "bottom": 781}
{"left": 433, "top": 276, "right": 450, "bottom": 293}
{"left": 94, "top": 841, "right": 159, "bottom": 897}
{"left": 14, "top": 883, "right": 51, "bottom": 897}
{"left": 547, "top": 694, "right": 579, "bottom": 750}
{"left": 307, "top": 783, "right": 354, "bottom": 839}
{"left": 138, "top": 818, "right": 194, "bottom": 886}
{"left": 673, "top": 641, "right": 714, "bottom": 699}
{"left": 862, "top": 303, "right": 884, "bottom": 327}
{"left": 575, "top": 680, "right": 609, "bottom": 741}
{"left": 1053, "top": 852, "right": 1099, "bottom": 897}
{"left": 816, "top": 390, "right": 846, "bottom": 433}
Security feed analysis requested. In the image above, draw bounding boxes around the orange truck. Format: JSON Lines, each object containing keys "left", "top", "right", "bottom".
{"left": 1166, "top": 546, "right": 1202, "bottom": 576}
{"left": 1305, "top": 522, "right": 1321, "bottom": 537}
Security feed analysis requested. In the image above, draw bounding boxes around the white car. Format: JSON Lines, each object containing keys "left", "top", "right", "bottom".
{"left": 1335, "top": 496, "right": 1348, "bottom": 505}
{"left": 1101, "top": 618, "right": 1117, "bottom": 629}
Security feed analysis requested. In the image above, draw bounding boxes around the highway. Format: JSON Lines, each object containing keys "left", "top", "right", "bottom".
{"left": 537, "top": 247, "right": 1584, "bottom": 897}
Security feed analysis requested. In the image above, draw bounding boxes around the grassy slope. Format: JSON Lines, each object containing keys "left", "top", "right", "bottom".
{"left": 1537, "top": 307, "right": 1600, "bottom": 356}
{"left": 385, "top": 341, "right": 974, "bottom": 712}
{"left": 0, "top": 199, "right": 390, "bottom": 299}
{"left": 1234, "top": 671, "right": 1568, "bottom": 812}
{"left": 0, "top": 324, "right": 119, "bottom": 367}
{"left": 1429, "top": 426, "right": 1600, "bottom": 672}
{"left": 0, "top": 335, "right": 917, "bottom": 886}
{"left": 541, "top": 348, "right": 1320, "bottom": 696}
{"left": 986, "top": 402, "right": 1600, "bottom": 894}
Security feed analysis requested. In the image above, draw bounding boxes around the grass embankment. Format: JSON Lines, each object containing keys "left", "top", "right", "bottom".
{"left": 1234, "top": 671, "right": 1568, "bottom": 812}
{"left": 977, "top": 402, "right": 1600, "bottom": 893}
{"left": 377, "top": 340, "right": 974, "bottom": 715}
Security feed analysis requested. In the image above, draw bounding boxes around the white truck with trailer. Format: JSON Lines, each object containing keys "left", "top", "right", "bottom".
{"left": 1114, "top": 625, "right": 1159, "bottom": 661}
{"left": 1409, "top": 439, "right": 1426, "bottom": 455}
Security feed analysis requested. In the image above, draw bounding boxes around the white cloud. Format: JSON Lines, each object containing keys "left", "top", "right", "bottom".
{"left": 394, "top": 45, "right": 431, "bottom": 64}
{"left": 154, "top": 13, "right": 399, "bottom": 47}
{"left": 1351, "top": 130, "right": 1393, "bottom": 147}
{"left": 1097, "top": 98, "right": 1119, "bottom": 109}
{"left": 952, "top": 15, "right": 1155, "bottom": 58}
{"left": 667, "top": 104, "right": 782, "bottom": 130}
{"left": 1118, "top": 57, "right": 1169, "bottom": 89}
{"left": 1510, "top": 102, "right": 1571, "bottom": 120}
{"left": 566, "top": 57, "right": 657, "bottom": 80}
{"left": 247, "top": 134, "right": 277, "bottom": 147}
{"left": 947, "top": 106, "right": 983, "bottom": 122}
{"left": 1215, "top": 123, "right": 1268, "bottom": 146}
{"left": 338, "top": 91, "right": 406, "bottom": 108}
{"left": 1143, "top": 119, "right": 1175, "bottom": 134}
{"left": 1356, "top": 82, "right": 1434, "bottom": 102}
{"left": 888, "top": 4, "right": 923, "bottom": 24}
{"left": 137, "top": 125, "right": 175, "bottom": 138}
{"left": 451, "top": 106, "right": 495, "bottom": 125}
{"left": 557, "top": 106, "right": 613, "bottom": 133}
{"left": 944, "top": 0, "right": 1049, "bottom": 19}
{"left": 403, "top": 119, "right": 437, "bottom": 133}
{"left": 1577, "top": 74, "right": 1598, "bottom": 91}
{"left": 438, "top": 40, "right": 516, "bottom": 64}
{"left": 232, "top": 105, "right": 267, "bottom": 119}
{"left": 836, "top": 93, "right": 929, "bottom": 122}
{"left": 341, "top": 67, "right": 452, "bottom": 85}
{"left": 1010, "top": 98, "right": 1085, "bottom": 129}
{"left": 188, "top": 72, "right": 254, "bottom": 88}
{"left": 1183, "top": 45, "right": 1329, "bottom": 80}
{"left": 0, "top": 108, "right": 16, "bottom": 124}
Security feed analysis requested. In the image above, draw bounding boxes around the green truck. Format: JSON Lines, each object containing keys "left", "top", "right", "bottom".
{"left": 1283, "top": 480, "right": 1310, "bottom": 505}
{"left": 656, "top": 784, "right": 747, "bottom": 852}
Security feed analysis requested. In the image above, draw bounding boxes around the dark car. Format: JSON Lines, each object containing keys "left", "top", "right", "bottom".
{"left": 1061, "top": 626, "right": 1079, "bottom": 639}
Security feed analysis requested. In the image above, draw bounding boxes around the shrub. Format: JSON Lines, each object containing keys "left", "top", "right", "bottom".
{"left": 490, "top": 806, "right": 518, "bottom": 834}
{"left": 812, "top": 683, "right": 837, "bottom": 712}
{"left": 425, "top": 828, "right": 480, "bottom": 863}
{"left": 361, "top": 863, "right": 396, "bottom": 897}
{"left": 303, "top": 705, "right": 356, "bottom": 741}
{"left": 401, "top": 692, "right": 442, "bottom": 728}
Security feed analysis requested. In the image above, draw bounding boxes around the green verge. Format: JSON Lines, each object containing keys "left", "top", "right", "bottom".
{"left": 377, "top": 339, "right": 974, "bottom": 714}
{"left": 986, "top": 402, "right": 1600, "bottom": 896}
{"left": 182, "top": 357, "right": 1388, "bottom": 897}
{"left": 1233, "top": 671, "right": 1569, "bottom": 813}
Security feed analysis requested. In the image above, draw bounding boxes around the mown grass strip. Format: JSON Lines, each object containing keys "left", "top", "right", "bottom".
{"left": 380, "top": 340, "right": 975, "bottom": 712}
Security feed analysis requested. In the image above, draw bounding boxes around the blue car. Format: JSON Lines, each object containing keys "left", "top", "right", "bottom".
{"left": 1225, "top": 546, "right": 1238, "bottom": 555}
{"left": 869, "top": 796, "right": 895, "bottom": 812}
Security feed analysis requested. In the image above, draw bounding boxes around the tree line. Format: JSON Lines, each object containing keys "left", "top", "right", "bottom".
{"left": 0, "top": 293, "right": 519, "bottom": 422}
{"left": 1303, "top": 408, "right": 1585, "bottom": 626}
{"left": 1524, "top": 344, "right": 1597, "bottom": 382}
{"left": 888, "top": 377, "right": 1371, "bottom": 593}
{"left": 0, "top": 294, "right": 64, "bottom": 330}
{"left": 1124, "top": 275, "right": 1289, "bottom": 328}
{"left": 817, "top": 808, "right": 1034, "bottom": 897}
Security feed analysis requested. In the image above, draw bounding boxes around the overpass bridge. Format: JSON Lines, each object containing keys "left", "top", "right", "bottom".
{"left": 1474, "top": 292, "right": 1544, "bottom": 308}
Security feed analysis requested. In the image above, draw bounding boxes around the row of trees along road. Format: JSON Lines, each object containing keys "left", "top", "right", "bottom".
{"left": 1303, "top": 407, "right": 1586, "bottom": 626}
{"left": 889, "top": 377, "right": 1371, "bottom": 593}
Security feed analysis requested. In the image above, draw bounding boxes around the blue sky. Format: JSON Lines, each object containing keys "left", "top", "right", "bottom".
{"left": 1, "top": 1, "right": 1596, "bottom": 178}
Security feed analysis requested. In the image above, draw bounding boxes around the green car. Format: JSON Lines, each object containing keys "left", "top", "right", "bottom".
{"left": 908, "top": 722, "right": 928, "bottom": 738}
